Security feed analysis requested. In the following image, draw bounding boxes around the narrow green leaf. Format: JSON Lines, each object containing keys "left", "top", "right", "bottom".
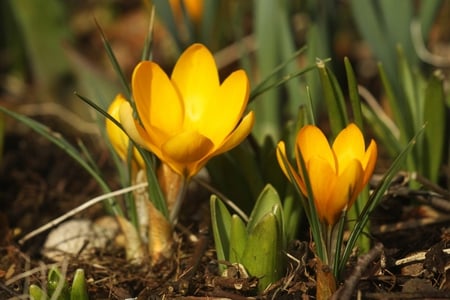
{"left": 378, "top": 63, "right": 412, "bottom": 145}
{"left": 339, "top": 125, "right": 426, "bottom": 274}
{"left": 76, "top": 93, "right": 168, "bottom": 218}
{"left": 210, "top": 195, "right": 232, "bottom": 272}
{"left": 423, "top": 71, "right": 446, "bottom": 183}
{"left": 282, "top": 193, "right": 301, "bottom": 244}
{"left": 141, "top": 6, "right": 156, "bottom": 62}
{"left": 379, "top": 0, "right": 415, "bottom": 63}
{"left": 199, "top": 0, "right": 219, "bottom": 43}
{"left": 95, "top": 21, "right": 131, "bottom": 101}
{"left": 152, "top": 0, "right": 182, "bottom": 52}
{"left": 361, "top": 103, "right": 402, "bottom": 157}
{"left": 317, "top": 61, "right": 347, "bottom": 138}
{"left": 70, "top": 269, "right": 89, "bottom": 300}
{"left": 344, "top": 57, "right": 363, "bottom": 128}
{"left": 397, "top": 46, "right": 421, "bottom": 128}
{"left": 229, "top": 215, "right": 247, "bottom": 263}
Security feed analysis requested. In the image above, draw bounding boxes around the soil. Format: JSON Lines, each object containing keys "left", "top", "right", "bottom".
{"left": 0, "top": 117, "right": 449, "bottom": 300}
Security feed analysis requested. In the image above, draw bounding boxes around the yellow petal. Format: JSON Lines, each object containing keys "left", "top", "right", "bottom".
{"left": 361, "top": 139, "right": 377, "bottom": 186}
{"left": 297, "top": 125, "right": 335, "bottom": 173}
{"left": 332, "top": 123, "right": 365, "bottom": 173}
{"left": 161, "top": 130, "right": 213, "bottom": 176}
{"left": 276, "top": 141, "right": 305, "bottom": 194}
{"left": 132, "top": 61, "right": 183, "bottom": 135}
{"left": 333, "top": 159, "right": 364, "bottom": 215}
{"left": 171, "top": 44, "right": 219, "bottom": 125}
{"left": 198, "top": 70, "right": 250, "bottom": 144}
{"left": 119, "top": 101, "right": 160, "bottom": 156}
{"left": 307, "top": 157, "right": 337, "bottom": 225}
{"left": 214, "top": 111, "right": 255, "bottom": 155}
{"left": 106, "top": 94, "right": 129, "bottom": 160}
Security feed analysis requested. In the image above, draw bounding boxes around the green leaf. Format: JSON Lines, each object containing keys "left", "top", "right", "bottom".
{"left": 361, "top": 103, "right": 402, "bottom": 157}
{"left": 229, "top": 215, "right": 248, "bottom": 263}
{"left": 344, "top": 57, "right": 363, "bottom": 128}
{"left": 282, "top": 193, "right": 302, "bottom": 244}
{"left": 29, "top": 284, "right": 47, "bottom": 300}
{"left": 317, "top": 61, "right": 348, "bottom": 138}
{"left": 339, "top": 125, "right": 426, "bottom": 274}
{"left": 423, "top": 71, "right": 446, "bottom": 183}
{"left": 47, "top": 267, "right": 70, "bottom": 300}
{"left": 152, "top": 0, "right": 183, "bottom": 52}
{"left": 378, "top": 63, "right": 412, "bottom": 145}
{"left": 70, "top": 269, "right": 89, "bottom": 300}
{"left": 210, "top": 195, "right": 232, "bottom": 272}
{"left": 246, "top": 184, "right": 282, "bottom": 234}
{"left": 242, "top": 212, "right": 283, "bottom": 292}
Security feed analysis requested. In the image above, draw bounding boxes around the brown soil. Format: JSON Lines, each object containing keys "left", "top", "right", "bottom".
{"left": 0, "top": 119, "right": 449, "bottom": 299}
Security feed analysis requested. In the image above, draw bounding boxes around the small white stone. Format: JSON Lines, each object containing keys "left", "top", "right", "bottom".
{"left": 42, "top": 217, "right": 118, "bottom": 261}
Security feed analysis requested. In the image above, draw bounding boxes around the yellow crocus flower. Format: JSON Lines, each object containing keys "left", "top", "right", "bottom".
{"left": 106, "top": 94, "right": 145, "bottom": 170}
{"left": 277, "top": 123, "right": 377, "bottom": 226}
{"left": 170, "top": 0, "right": 204, "bottom": 24}
{"left": 120, "top": 43, "right": 254, "bottom": 179}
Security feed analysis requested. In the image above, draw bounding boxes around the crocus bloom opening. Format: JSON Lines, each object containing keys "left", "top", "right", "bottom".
{"left": 120, "top": 43, "right": 254, "bottom": 178}
{"left": 106, "top": 94, "right": 145, "bottom": 170}
{"left": 277, "top": 123, "right": 377, "bottom": 225}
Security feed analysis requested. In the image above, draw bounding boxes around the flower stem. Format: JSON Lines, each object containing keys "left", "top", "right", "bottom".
{"left": 169, "top": 178, "right": 189, "bottom": 223}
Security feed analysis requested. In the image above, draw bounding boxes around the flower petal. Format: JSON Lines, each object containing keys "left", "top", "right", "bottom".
{"left": 361, "top": 139, "right": 377, "bottom": 186}
{"left": 132, "top": 61, "right": 183, "bottom": 134}
{"left": 307, "top": 157, "right": 337, "bottom": 225}
{"left": 198, "top": 70, "right": 250, "bottom": 144}
{"left": 332, "top": 123, "right": 365, "bottom": 173}
{"left": 119, "top": 101, "right": 161, "bottom": 157}
{"left": 296, "top": 125, "right": 336, "bottom": 178}
{"left": 214, "top": 111, "right": 255, "bottom": 155}
{"left": 106, "top": 94, "right": 129, "bottom": 159}
{"left": 161, "top": 130, "right": 213, "bottom": 176}
{"left": 333, "top": 159, "right": 364, "bottom": 214}
{"left": 276, "top": 141, "right": 306, "bottom": 194}
{"left": 171, "top": 44, "right": 220, "bottom": 126}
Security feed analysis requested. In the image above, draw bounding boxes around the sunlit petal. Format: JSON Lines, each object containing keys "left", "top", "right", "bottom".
{"left": 215, "top": 111, "right": 255, "bottom": 154}
{"left": 132, "top": 61, "right": 183, "bottom": 134}
{"left": 332, "top": 123, "right": 365, "bottom": 172}
{"left": 106, "top": 94, "right": 128, "bottom": 159}
{"left": 119, "top": 101, "right": 159, "bottom": 155}
{"left": 297, "top": 125, "right": 335, "bottom": 172}
{"left": 307, "top": 157, "right": 337, "bottom": 225}
{"left": 161, "top": 130, "right": 213, "bottom": 177}
{"left": 198, "top": 70, "right": 250, "bottom": 143}
{"left": 334, "top": 159, "right": 364, "bottom": 213}
{"left": 276, "top": 141, "right": 305, "bottom": 194}
{"left": 362, "top": 139, "right": 378, "bottom": 186}
{"left": 171, "top": 44, "right": 219, "bottom": 126}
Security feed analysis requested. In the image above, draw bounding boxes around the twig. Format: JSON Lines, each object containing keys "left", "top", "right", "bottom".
{"left": 331, "top": 243, "right": 384, "bottom": 300}
{"left": 18, "top": 183, "right": 148, "bottom": 245}
{"left": 395, "top": 248, "right": 450, "bottom": 267}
